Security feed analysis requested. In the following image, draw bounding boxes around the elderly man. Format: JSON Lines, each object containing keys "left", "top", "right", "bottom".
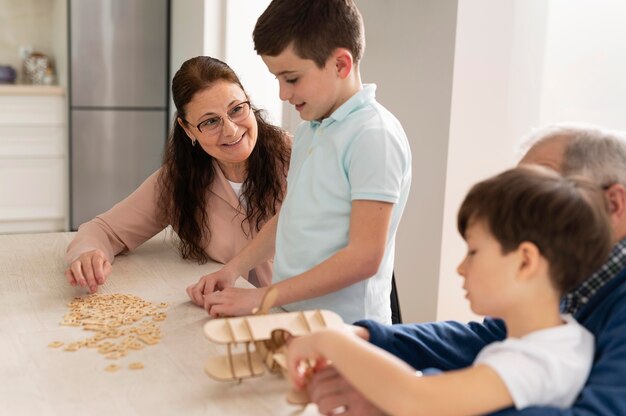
{"left": 307, "top": 125, "right": 626, "bottom": 415}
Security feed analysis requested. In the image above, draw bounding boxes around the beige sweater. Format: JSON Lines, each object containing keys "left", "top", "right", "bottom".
{"left": 65, "top": 160, "right": 279, "bottom": 287}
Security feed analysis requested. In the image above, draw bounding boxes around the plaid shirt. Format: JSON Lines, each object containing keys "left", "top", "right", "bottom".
{"left": 561, "top": 237, "right": 626, "bottom": 315}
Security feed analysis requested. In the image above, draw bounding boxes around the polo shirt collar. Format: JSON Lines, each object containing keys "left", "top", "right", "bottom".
{"left": 311, "top": 84, "right": 377, "bottom": 128}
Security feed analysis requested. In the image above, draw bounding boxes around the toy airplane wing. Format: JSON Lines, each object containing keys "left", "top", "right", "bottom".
{"left": 204, "top": 346, "right": 265, "bottom": 381}
{"left": 204, "top": 309, "right": 343, "bottom": 344}
{"left": 204, "top": 309, "right": 343, "bottom": 382}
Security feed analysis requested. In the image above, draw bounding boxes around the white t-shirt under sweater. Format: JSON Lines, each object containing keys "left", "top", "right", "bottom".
{"left": 227, "top": 180, "right": 243, "bottom": 199}
{"left": 473, "top": 314, "right": 594, "bottom": 409}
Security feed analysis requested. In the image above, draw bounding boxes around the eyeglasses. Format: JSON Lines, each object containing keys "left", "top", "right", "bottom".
{"left": 182, "top": 101, "right": 251, "bottom": 136}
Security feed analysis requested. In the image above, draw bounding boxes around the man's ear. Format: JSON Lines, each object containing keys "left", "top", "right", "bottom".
{"left": 606, "top": 184, "right": 626, "bottom": 229}
{"left": 177, "top": 117, "right": 195, "bottom": 141}
{"left": 331, "top": 48, "right": 354, "bottom": 79}
{"left": 516, "top": 241, "right": 541, "bottom": 281}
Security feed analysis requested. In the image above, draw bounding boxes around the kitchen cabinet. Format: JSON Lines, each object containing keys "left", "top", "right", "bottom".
{"left": 0, "top": 85, "right": 67, "bottom": 233}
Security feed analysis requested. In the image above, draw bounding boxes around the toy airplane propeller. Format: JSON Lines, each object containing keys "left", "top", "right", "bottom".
{"left": 203, "top": 287, "right": 344, "bottom": 404}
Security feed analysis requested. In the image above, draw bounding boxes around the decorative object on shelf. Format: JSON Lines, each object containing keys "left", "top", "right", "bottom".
{"left": 0, "top": 65, "right": 17, "bottom": 84}
{"left": 23, "top": 52, "right": 56, "bottom": 85}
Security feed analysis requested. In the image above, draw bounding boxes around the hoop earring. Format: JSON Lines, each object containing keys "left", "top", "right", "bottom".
{"left": 191, "top": 137, "right": 197, "bottom": 147}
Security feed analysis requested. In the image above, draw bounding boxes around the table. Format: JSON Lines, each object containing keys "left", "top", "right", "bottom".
{"left": 0, "top": 231, "right": 319, "bottom": 415}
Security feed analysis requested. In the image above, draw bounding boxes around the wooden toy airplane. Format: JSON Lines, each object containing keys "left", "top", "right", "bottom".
{"left": 203, "top": 288, "right": 344, "bottom": 404}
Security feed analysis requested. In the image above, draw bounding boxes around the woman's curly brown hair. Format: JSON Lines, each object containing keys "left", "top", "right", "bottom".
{"left": 158, "top": 56, "right": 290, "bottom": 263}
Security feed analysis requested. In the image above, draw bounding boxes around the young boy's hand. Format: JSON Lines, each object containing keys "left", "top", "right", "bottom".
{"left": 307, "top": 366, "right": 385, "bottom": 416}
{"left": 186, "top": 267, "right": 239, "bottom": 307}
{"left": 287, "top": 331, "right": 331, "bottom": 390}
{"left": 202, "top": 286, "right": 269, "bottom": 318}
{"left": 346, "top": 323, "right": 370, "bottom": 341}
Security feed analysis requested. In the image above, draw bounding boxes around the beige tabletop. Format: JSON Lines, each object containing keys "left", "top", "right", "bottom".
{"left": 0, "top": 231, "right": 318, "bottom": 415}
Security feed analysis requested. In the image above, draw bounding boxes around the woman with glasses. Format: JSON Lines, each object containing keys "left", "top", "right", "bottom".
{"left": 65, "top": 56, "right": 291, "bottom": 295}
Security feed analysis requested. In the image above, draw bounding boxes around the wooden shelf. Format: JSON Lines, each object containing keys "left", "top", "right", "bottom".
{"left": 0, "top": 84, "right": 65, "bottom": 96}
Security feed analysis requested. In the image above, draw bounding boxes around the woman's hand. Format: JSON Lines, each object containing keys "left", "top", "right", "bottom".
{"left": 65, "top": 249, "right": 112, "bottom": 293}
{"left": 186, "top": 267, "right": 239, "bottom": 307}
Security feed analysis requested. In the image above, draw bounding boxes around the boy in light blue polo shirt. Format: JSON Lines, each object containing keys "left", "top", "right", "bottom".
{"left": 270, "top": 83, "right": 410, "bottom": 324}
{"left": 189, "top": 0, "right": 411, "bottom": 324}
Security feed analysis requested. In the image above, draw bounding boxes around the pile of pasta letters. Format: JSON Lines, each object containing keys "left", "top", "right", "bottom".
{"left": 48, "top": 293, "right": 168, "bottom": 372}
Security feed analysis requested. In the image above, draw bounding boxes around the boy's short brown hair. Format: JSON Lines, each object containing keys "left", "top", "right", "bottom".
{"left": 253, "top": 0, "right": 365, "bottom": 68}
{"left": 457, "top": 165, "right": 613, "bottom": 294}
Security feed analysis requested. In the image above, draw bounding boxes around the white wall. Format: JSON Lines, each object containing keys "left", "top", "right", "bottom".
{"left": 437, "top": 0, "right": 549, "bottom": 321}
{"left": 539, "top": 0, "right": 626, "bottom": 131}
{"left": 358, "top": 0, "right": 458, "bottom": 323}
{"left": 169, "top": 0, "right": 205, "bottom": 122}
{"left": 438, "top": 0, "right": 626, "bottom": 322}
{"left": 223, "top": 0, "right": 281, "bottom": 125}
{"left": 203, "top": 0, "right": 225, "bottom": 60}
{"left": 51, "top": 0, "right": 67, "bottom": 87}
{"left": 170, "top": 0, "right": 281, "bottom": 125}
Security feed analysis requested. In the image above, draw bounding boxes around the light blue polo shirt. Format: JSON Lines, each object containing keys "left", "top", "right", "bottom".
{"left": 274, "top": 84, "right": 412, "bottom": 324}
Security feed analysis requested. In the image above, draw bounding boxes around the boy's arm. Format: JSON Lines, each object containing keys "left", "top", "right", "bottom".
{"left": 305, "top": 319, "right": 507, "bottom": 415}
{"left": 272, "top": 199, "right": 393, "bottom": 306}
{"left": 288, "top": 329, "right": 513, "bottom": 416}
{"left": 186, "top": 213, "right": 278, "bottom": 308}
{"left": 488, "top": 300, "right": 626, "bottom": 416}
{"left": 356, "top": 318, "right": 507, "bottom": 370}
{"left": 200, "top": 200, "right": 392, "bottom": 316}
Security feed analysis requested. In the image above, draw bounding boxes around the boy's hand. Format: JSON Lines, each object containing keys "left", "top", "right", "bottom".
{"left": 65, "top": 249, "right": 112, "bottom": 293}
{"left": 186, "top": 267, "right": 239, "bottom": 307}
{"left": 346, "top": 323, "right": 370, "bottom": 341}
{"left": 287, "top": 332, "right": 329, "bottom": 390}
{"left": 307, "top": 366, "right": 384, "bottom": 416}
{"left": 202, "top": 286, "right": 268, "bottom": 318}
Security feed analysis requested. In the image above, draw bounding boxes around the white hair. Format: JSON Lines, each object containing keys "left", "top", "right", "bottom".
{"left": 519, "top": 123, "right": 626, "bottom": 186}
